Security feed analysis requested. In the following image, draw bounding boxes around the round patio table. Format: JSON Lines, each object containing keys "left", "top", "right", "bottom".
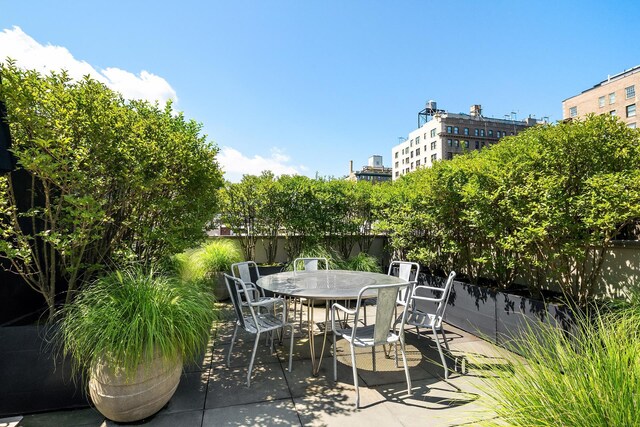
{"left": 257, "top": 270, "right": 408, "bottom": 375}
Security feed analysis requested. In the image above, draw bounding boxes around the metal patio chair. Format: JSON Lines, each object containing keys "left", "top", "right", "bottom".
{"left": 331, "top": 281, "right": 415, "bottom": 408}
{"left": 404, "top": 270, "right": 457, "bottom": 379}
{"left": 224, "top": 274, "right": 294, "bottom": 387}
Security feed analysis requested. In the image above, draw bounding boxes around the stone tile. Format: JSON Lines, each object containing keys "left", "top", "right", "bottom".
{"left": 102, "top": 410, "right": 203, "bottom": 426}
{"left": 281, "top": 358, "right": 357, "bottom": 399}
{"left": 203, "top": 399, "right": 301, "bottom": 427}
{"left": 332, "top": 339, "right": 437, "bottom": 387}
{"left": 183, "top": 340, "right": 214, "bottom": 373}
{"left": 212, "top": 341, "right": 281, "bottom": 369}
{"left": 206, "top": 362, "right": 291, "bottom": 409}
{"left": 293, "top": 390, "right": 397, "bottom": 426}
{"left": 18, "top": 408, "right": 103, "bottom": 427}
{"left": 162, "top": 370, "right": 209, "bottom": 414}
{"left": 380, "top": 377, "right": 502, "bottom": 427}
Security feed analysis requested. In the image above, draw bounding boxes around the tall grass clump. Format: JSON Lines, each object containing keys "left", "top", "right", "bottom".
{"left": 174, "top": 239, "right": 243, "bottom": 283}
{"left": 58, "top": 267, "right": 216, "bottom": 379}
{"left": 484, "top": 303, "right": 640, "bottom": 426}
{"left": 343, "top": 252, "right": 381, "bottom": 273}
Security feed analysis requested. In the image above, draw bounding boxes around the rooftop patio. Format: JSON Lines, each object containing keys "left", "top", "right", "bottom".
{"left": 5, "top": 303, "right": 516, "bottom": 427}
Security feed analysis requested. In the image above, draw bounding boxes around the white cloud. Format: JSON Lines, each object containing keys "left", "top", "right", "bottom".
{"left": 0, "top": 26, "right": 177, "bottom": 104}
{"left": 218, "top": 146, "right": 305, "bottom": 182}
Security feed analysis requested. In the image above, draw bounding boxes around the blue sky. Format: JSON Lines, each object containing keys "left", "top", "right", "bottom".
{"left": 1, "top": 1, "right": 639, "bottom": 181}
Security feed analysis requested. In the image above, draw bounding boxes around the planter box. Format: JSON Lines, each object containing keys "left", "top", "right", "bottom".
{"left": 0, "top": 325, "right": 87, "bottom": 417}
{"left": 418, "top": 275, "right": 572, "bottom": 354}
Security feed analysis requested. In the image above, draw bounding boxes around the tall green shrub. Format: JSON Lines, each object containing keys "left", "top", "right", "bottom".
{"left": 0, "top": 62, "right": 224, "bottom": 318}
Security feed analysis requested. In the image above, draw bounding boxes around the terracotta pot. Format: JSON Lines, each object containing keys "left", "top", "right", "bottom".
{"left": 88, "top": 352, "right": 182, "bottom": 422}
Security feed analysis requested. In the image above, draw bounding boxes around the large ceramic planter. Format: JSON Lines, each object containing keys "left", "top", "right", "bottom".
{"left": 211, "top": 272, "right": 230, "bottom": 301}
{"left": 89, "top": 352, "right": 182, "bottom": 423}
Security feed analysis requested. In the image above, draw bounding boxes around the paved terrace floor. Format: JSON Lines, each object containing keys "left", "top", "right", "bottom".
{"left": 3, "top": 303, "right": 517, "bottom": 427}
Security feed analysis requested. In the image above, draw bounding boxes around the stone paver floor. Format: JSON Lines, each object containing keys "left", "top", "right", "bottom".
{"left": 4, "top": 302, "right": 518, "bottom": 427}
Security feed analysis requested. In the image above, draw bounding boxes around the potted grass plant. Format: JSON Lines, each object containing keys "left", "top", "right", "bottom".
{"left": 58, "top": 267, "right": 215, "bottom": 423}
{"left": 174, "top": 239, "right": 243, "bottom": 301}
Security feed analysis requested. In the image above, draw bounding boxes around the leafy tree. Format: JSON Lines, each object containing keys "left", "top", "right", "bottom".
{"left": 0, "top": 62, "right": 224, "bottom": 318}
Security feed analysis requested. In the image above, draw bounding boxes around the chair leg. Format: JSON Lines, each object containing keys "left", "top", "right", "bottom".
{"left": 247, "top": 331, "right": 261, "bottom": 387}
{"left": 400, "top": 337, "right": 412, "bottom": 397}
{"left": 333, "top": 332, "right": 338, "bottom": 382}
{"left": 432, "top": 326, "right": 448, "bottom": 380}
{"left": 394, "top": 342, "right": 399, "bottom": 368}
{"left": 371, "top": 346, "right": 376, "bottom": 372}
{"left": 227, "top": 323, "right": 239, "bottom": 367}
{"left": 287, "top": 325, "right": 294, "bottom": 372}
{"left": 351, "top": 345, "right": 360, "bottom": 409}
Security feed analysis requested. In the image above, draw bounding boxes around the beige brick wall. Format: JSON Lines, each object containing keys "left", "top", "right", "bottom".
{"left": 562, "top": 68, "right": 639, "bottom": 127}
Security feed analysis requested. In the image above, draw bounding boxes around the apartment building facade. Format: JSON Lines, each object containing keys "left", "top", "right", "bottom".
{"left": 391, "top": 102, "right": 537, "bottom": 180}
{"left": 562, "top": 65, "right": 638, "bottom": 128}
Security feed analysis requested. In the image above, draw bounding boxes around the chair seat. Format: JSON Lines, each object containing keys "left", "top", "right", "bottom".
{"left": 405, "top": 310, "right": 439, "bottom": 328}
{"left": 334, "top": 324, "right": 400, "bottom": 347}
{"left": 241, "top": 313, "right": 286, "bottom": 334}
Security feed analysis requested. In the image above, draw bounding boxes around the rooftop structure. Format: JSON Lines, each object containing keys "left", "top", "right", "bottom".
{"left": 347, "top": 155, "right": 392, "bottom": 183}
{"left": 562, "top": 65, "right": 639, "bottom": 128}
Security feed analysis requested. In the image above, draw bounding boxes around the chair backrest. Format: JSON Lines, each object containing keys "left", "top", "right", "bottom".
{"left": 436, "top": 271, "right": 457, "bottom": 321}
{"left": 293, "top": 257, "right": 329, "bottom": 272}
{"left": 231, "top": 261, "right": 260, "bottom": 284}
{"left": 224, "top": 273, "right": 256, "bottom": 331}
{"left": 388, "top": 261, "right": 420, "bottom": 302}
{"left": 354, "top": 282, "right": 415, "bottom": 346}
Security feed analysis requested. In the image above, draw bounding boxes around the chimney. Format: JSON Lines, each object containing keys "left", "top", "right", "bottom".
{"left": 349, "top": 160, "right": 353, "bottom": 174}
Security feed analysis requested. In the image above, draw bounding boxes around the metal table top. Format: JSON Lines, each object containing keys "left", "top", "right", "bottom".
{"left": 256, "top": 269, "right": 408, "bottom": 300}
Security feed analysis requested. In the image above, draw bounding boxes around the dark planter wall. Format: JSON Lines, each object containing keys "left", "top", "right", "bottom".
{"left": 417, "top": 275, "right": 572, "bottom": 354}
{"left": 0, "top": 325, "right": 88, "bottom": 416}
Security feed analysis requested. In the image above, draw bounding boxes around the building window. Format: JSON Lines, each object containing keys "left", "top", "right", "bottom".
{"left": 411, "top": 151, "right": 414, "bottom": 158}
{"left": 609, "top": 92, "right": 616, "bottom": 104}
{"left": 474, "top": 128, "right": 479, "bottom": 136}
{"left": 410, "top": 162, "right": 414, "bottom": 169}
{"left": 626, "top": 85, "right": 635, "bottom": 99}
{"left": 496, "top": 131, "right": 501, "bottom": 138}
{"left": 446, "top": 126, "right": 452, "bottom": 133}
{"left": 610, "top": 110, "right": 617, "bottom": 116}
{"left": 431, "top": 153, "right": 437, "bottom": 162}
{"left": 569, "top": 106, "right": 577, "bottom": 117}
{"left": 430, "top": 128, "right": 436, "bottom": 137}
{"left": 599, "top": 96, "right": 605, "bottom": 107}
{"left": 431, "top": 141, "right": 436, "bottom": 150}
{"left": 416, "top": 159, "right": 421, "bottom": 167}
{"left": 480, "top": 129, "right": 486, "bottom": 137}
{"left": 454, "top": 140, "right": 460, "bottom": 148}
{"left": 416, "top": 147, "right": 421, "bottom": 155}
{"left": 629, "top": 123, "right": 637, "bottom": 129}
{"left": 464, "top": 127, "right": 469, "bottom": 135}
{"left": 627, "top": 104, "right": 636, "bottom": 117}
{"left": 446, "top": 152, "right": 453, "bottom": 160}
{"left": 475, "top": 141, "right": 480, "bottom": 149}
{"left": 448, "top": 139, "right": 453, "bottom": 147}
{"left": 424, "top": 145, "right": 427, "bottom": 152}
{"left": 488, "top": 130, "right": 493, "bottom": 137}
{"left": 464, "top": 140, "right": 469, "bottom": 148}
{"left": 453, "top": 126, "right": 459, "bottom": 134}
{"left": 423, "top": 133, "right": 427, "bottom": 139}
{"left": 395, "top": 161, "right": 398, "bottom": 168}
{"left": 416, "top": 135, "right": 420, "bottom": 144}
{"left": 424, "top": 157, "right": 427, "bottom": 163}
{"left": 406, "top": 157, "right": 409, "bottom": 163}
{"left": 410, "top": 139, "right": 413, "bottom": 147}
